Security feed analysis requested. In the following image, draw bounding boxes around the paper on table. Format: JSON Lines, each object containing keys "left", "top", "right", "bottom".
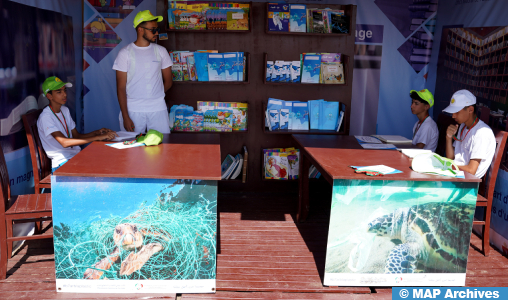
{"left": 106, "top": 142, "right": 145, "bottom": 149}
{"left": 111, "top": 131, "right": 139, "bottom": 142}
{"left": 355, "top": 136, "right": 382, "bottom": 144}
{"left": 351, "top": 165, "right": 402, "bottom": 175}
{"left": 360, "top": 143, "right": 397, "bottom": 150}
{"left": 398, "top": 149, "right": 432, "bottom": 158}
{"left": 371, "top": 135, "right": 412, "bottom": 143}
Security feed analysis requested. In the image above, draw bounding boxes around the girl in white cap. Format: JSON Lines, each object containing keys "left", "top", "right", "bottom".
{"left": 443, "top": 89, "right": 495, "bottom": 178}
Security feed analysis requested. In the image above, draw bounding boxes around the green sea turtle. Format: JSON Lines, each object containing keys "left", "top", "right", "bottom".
{"left": 366, "top": 202, "right": 473, "bottom": 274}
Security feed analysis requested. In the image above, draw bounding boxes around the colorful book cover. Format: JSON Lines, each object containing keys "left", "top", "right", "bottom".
{"left": 287, "top": 149, "right": 300, "bottom": 179}
{"left": 171, "top": 63, "right": 183, "bottom": 81}
{"left": 309, "top": 99, "right": 324, "bottom": 130}
{"left": 181, "top": 63, "right": 190, "bottom": 81}
{"left": 282, "top": 61, "right": 291, "bottom": 82}
{"left": 236, "top": 52, "right": 245, "bottom": 81}
{"left": 291, "top": 61, "right": 301, "bottom": 83}
{"left": 268, "top": 3, "right": 289, "bottom": 32}
{"left": 312, "top": 10, "right": 325, "bottom": 33}
{"left": 301, "top": 54, "right": 321, "bottom": 83}
{"left": 319, "top": 101, "right": 339, "bottom": 130}
{"left": 194, "top": 52, "right": 209, "bottom": 82}
{"left": 292, "top": 101, "right": 309, "bottom": 130}
{"left": 279, "top": 108, "right": 289, "bottom": 130}
{"left": 266, "top": 152, "right": 289, "bottom": 180}
{"left": 285, "top": 101, "right": 293, "bottom": 130}
{"left": 233, "top": 102, "right": 248, "bottom": 131}
{"left": 267, "top": 98, "right": 283, "bottom": 131}
{"left": 174, "top": 109, "right": 185, "bottom": 131}
{"left": 331, "top": 13, "right": 349, "bottom": 34}
{"left": 183, "top": 111, "right": 194, "bottom": 131}
{"left": 266, "top": 60, "right": 274, "bottom": 82}
{"left": 223, "top": 53, "right": 237, "bottom": 81}
{"left": 208, "top": 54, "right": 226, "bottom": 81}
{"left": 192, "top": 111, "right": 204, "bottom": 132}
{"left": 227, "top": 9, "right": 248, "bottom": 30}
{"left": 322, "top": 62, "right": 345, "bottom": 84}
{"left": 272, "top": 60, "right": 284, "bottom": 82}
{"left": 218, "top": 109, "right": 233, "bottom": 132}
{"left": 186, "top": 55, "right": 197, "bottom": 81}
{"left": 289, "top": 4, "right": 306, "bottom": 33}
{"left": 321, "top": 53, "right": 341, "bottom": 63}
{"left": 180, "top": 52, "right": 194, "bottom": 63}
{"left": 167, "top": 9, "right": 177, "bottom": 29}
{"left": 323, "top": 10, "right": 330, "bottom": 33}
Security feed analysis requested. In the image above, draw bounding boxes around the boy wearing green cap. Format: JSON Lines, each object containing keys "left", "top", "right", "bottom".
{"left": 113, "top": 10, "right": 173, "bottom": 134}
{"left": 37, "top": 76, "right": 117, "bottom": 173}
{"left": 410, "top": 89, "right": 438, "bottom": 152}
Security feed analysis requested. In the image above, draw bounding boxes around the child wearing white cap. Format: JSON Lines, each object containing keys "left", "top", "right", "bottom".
{"left": 443, "top": 89, "right": 495, "bottom": 178}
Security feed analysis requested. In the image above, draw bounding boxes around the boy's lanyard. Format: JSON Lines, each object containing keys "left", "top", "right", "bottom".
{"left": 49, "top": 106, "right": 71, "bottom": 138}
{"left": 453, "top": 117, "right": 479, "bottom": 142}
{"left": 413, "top": 115, "right": 429, "bottom": 139}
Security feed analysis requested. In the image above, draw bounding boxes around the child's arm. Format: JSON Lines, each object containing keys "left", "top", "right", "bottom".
{"left": 51, "top": 129, "right": 116, "bottom": 148}
{"left": 73, "top": 128, "right": 116, "bottom": 139}
{"left": 445, "top": 124, "right": 458, "bottom": 160}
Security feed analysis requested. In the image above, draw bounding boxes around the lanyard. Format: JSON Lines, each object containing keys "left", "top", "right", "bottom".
{"left": 453, "top": 117, "right": 479, "bottom": 142}
{"left": 49, "top": 105, "right": 70, "bottom": 138}
{"left": 413, "top": 115, "right": 429, "bottom": 139}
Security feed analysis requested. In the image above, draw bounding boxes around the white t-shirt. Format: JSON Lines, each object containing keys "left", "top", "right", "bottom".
{"left": 453, "top": 119, "right": 496, "bottom": 178}
{"left": 113, "top": 43, "right": 173, "bottom": 112}
{"left": 37, "top": 106, "right": 80, "bottom": 168}
{"left": 412, "top": 116, "right": 438, "bottom": 152}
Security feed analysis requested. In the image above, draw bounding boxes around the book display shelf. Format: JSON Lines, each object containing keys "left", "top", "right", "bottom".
{"left": 157, "top": 1, "right": 357, "bottom": 192}
{"left": 264, "top": 3, "right": 353, "bottom": 37}
{"left": 442, "top": 27, "right": 508, "bottom": 107}
{"left": 263, "top": 53, "right": 350, "bottom": 86}
{"left": 164, "top": 1, "right": 253, "bottom": 33}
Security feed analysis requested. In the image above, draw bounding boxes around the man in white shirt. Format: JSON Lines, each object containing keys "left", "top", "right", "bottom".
{"left": 410, "top": 89, "right": 438, "bottom": 152}
{"left": 113, "top": 10, "right": 173, "bottom": 134}
{"left": 37, "top": 76, "right": 116, "bottom": 172}
{"left": 444, "top": 89, "right": 496, "bottom": 178}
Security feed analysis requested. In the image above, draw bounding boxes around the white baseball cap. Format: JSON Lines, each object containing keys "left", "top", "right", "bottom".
{"left": 442, "top": 90, "right": 476, "bottom": 114}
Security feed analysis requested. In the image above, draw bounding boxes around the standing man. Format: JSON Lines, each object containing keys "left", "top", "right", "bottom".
{"left": 444, "top": 89, "right": 495, "bottom": 178}
{"left": 113, "top": 10, "right": 173, "bottom": 134}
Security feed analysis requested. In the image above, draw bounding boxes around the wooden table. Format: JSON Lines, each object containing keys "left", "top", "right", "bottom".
{"left": 293, "top": 134, "right": 481, "bottom": 286}
{"left": 52, "top": 134, "right": 221, "bottom": 294}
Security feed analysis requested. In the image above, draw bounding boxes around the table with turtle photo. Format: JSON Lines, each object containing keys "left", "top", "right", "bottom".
{"left": 51, "top": 134, "right": 221, "bottom": 294}
{"left": 291, "top": 135, "right": 481, "bottom": 287}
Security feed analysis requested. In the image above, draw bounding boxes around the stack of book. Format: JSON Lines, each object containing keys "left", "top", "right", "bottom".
{"left": 266, "top": 53, "right": 344, "bottom": 84}
{"left": 308, "top": 165, "right": 321, "bottom": 179}
{"left": 169, "top": 102, "right": 248, "bottom": 132}
{"left": 267, "top": 3, "right": 348, "bottom": 34}
{"left": 168, "top": 1, "right": 249, "bottom": 30}
{"left": 265, "top": 98, "right": 345, "bottom": 132}
{"left": 263, "top": 148, "right": 300, "bottom": 180}
{"left": 221, "top": 146, "right": 248, "bottom": 181}
{"left": 170, "top": 51, "right": 246, "bottom": 82}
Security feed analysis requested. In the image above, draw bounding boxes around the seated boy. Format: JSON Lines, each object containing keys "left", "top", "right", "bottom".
{"left": 444, "top": 89, "right": 495, "bottom": 178}
{"left": 410, "top": 89, "right": 438, "bottom": 152}
{"left": 37, "top": 76, "right": 117, "bottom": 173}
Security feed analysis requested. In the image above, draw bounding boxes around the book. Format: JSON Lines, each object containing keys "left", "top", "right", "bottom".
{"left": 371, "top": 135, "right": 412, "bottom": 144}
{"left": 194, "top": 52, "right": 209, "bottom": 81}
{"left": 266, "top": 60, "right": 274, "bottom": 82}
{"left": 266, "top": 152, "right": 289, "bottom": 180}
{"left": 287, "top": 149, "right": 300, "bottom": 179}
{"left": 284, "top": 101, "right": 293, "bottom": 130}
{"left": 208, "top": 53, "right": 226, "bottom": 81}
{"left": 222, "top": 154, "right": 238, "bottom": 180}
{"left": 336, "top": 110, "right": 344, "bottom": 132}
{"left": 398, "top": 149, "right": 432, "bottom": 158}
{"left": 321, "top": 62, "right": 345, "bottom": 84}
{"left": 227, "top": 9, "right": 248, "bottom": 30}
{"left": 267, "top": 98, "right": 283, "bottom": 131}
{"left": 229, "top": 154, "right": 243, "bottom": 179}
{"left": 232, "top": 102, "right": 248, "bottom": 131}
{"left": 289, "top": 4, "right": 306, "bottom": 33}
{"left": 272, "top": 60, "right": 284, "bottom": 82}
{"left": 279, "top": 107, "right": 290, "bottom": 130}
{"left": 268, "top": 3, "right": 289, "bottom": 32}
{"left": 290, "top": 61, "right": 301, "bottom": 83}
{"left": 301, "top": 54, "right": 321, "bottom": 83}
{"left": 171, "top": 63, "right": 183, "bottom": 81}
{"left": 331, "top": 13, "right": 348, "bottom": 34}
{"left": 318, "top": 101, "right": 339, "bottom": 130}
{"left": 321, "top": 53, "right": 341, "bottom": 63}
{"left": 308, "top": 99, "right": 323, "bottom": 130}
{"left": 242, "top": 146, "right": 248, "bottom": 183}
{"left": 291, "top": 101, "right": 309, "bottom": 130}
{"left": 187, "top": 55, "right": 197, "bottom": 81}
{"left": 312, "top": 10, "right": 325, "bottom": 34}
{"left": 223, "top": 52, "right": 237, "bottom": 81}
{"left": 181, "top": 63, "right": 190, "bottom": 81}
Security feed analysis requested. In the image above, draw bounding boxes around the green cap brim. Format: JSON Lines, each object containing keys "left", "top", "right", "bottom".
{"left": 44, "top": 82, "right": 72, "bottom": 96}
{"left": 410, "top": 89, "right": 434, "bottom": 107}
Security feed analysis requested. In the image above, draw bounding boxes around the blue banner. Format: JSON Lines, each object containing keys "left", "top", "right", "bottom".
{"left": 393, "top": 287, "right": 507, "bottom": 300}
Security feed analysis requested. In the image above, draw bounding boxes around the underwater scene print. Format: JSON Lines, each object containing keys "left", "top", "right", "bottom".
{"left": 52, "top": 177, "right": 217, "bottom": 282}
{"left": 325, "top": 179, "right": 478, "bottom": 280}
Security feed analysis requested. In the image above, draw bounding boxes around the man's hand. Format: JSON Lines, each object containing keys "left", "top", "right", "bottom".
{"left": 96, "top": 128, "right": 117, "bottom": 136}
{"left": 446, "top": 124, "right": 459, "bottom": 139}
{"left": 123, "top": 116, "right": 135, "bottom": 132}
{"left": 97, "top": 131, "right": 117, "bottom": 141}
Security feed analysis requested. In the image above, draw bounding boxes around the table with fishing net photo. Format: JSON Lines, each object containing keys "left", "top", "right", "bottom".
{"left": 51, "top": 134, "right": 221, "bottom": 293}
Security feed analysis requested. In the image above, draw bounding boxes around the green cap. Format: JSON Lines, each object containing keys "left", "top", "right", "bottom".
{"left": 42, "top": 76, "right": 72, "bottom": 96}
{"left": 410, "top": 89, "right": 434, "bottom": 107}
{"left": 133, "top": 10, "right": 163, "bottom": 28}
{"left": 137, "top": 129, "right": 163, "bottom": 146}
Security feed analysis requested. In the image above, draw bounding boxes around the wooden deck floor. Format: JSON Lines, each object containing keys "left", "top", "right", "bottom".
{"left": 1, "top": 189, "right": 508, "bottom": 299}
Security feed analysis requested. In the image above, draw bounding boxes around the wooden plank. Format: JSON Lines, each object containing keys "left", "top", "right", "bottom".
{"left": 25, "top": 194, "right": 39, "bottom": 212}
{"left": 12, "top": 195, "right": 29, "bottom": 213}
{"left": 45, "top": 194, "right": 52, "bottom": 211}
{"left": 0, "top": 291, "right": 176, "bottom": 299}
{"left": 182, "top": 291, "right": 386, "bottom": 300}
{"left": 217, "top": 280, "right": 370, "bottom": 293}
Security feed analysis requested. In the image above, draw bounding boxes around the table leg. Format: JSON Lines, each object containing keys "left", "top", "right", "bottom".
{"left": 297, "top": 151, "right": 311, "bottom": 222}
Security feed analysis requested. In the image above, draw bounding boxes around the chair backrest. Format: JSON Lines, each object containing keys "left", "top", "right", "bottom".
{"left": 22, "top": 109, "right": 51, "bottom": 186}
{"left": 479, "top": 106, "right": 491, "bottom": 125}
{"left": 435, "top": 113, "right": 457, "bottom": 157}
{"left": 479, "top": 130, "right": 508, "bottom": 199}
{"left": 0, "top": 144, "right": 10, "bottom": 214}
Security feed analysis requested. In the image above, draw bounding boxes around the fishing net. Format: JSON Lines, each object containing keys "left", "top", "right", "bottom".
{"left": 53, "top": 182, "right": 217, "bottom": 280}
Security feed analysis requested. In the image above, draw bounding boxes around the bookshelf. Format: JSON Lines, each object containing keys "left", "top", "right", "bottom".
{"left": 157, "top": 1, "right": 356, "bottom": 193}
{"left": 262, "top": 53, "right": 349, "bottom": 86}
{"left": 439, "top": 27, "right": 508, "bottom": 109}
{"left": 264, "top": 3, "right": 353, "bottom": 36}
{"left": 164, "top": 1, "right": 253, "bottom": 33}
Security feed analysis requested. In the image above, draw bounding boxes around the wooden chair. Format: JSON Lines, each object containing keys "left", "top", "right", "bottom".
{"left": 22, "top": 110, "right": 51, "bottom": 194}
{"left": 0, "top": 144, "right": 52, "bottom": 280}
{"left": 474, "top": 130, "right": 508, "bottom": 256}
{"left": 479, "top": 106, "right": 491, "bottom": 126}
